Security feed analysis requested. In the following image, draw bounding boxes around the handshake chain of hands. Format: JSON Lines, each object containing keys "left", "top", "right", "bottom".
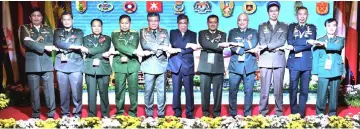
{"left": 217, "top": 42, "right": 244, "bottom": 48}
{"left": 25, "top": 36, "right": 59, "bottom": 52}
{"left": 101, "top": 49, "right": 155, "bottom": 58}
{"left": 306, "top": 39, "right": 326, "bottom": 46}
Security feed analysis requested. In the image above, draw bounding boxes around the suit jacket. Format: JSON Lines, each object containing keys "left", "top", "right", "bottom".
{"left": 227, "top": 28, "right": 258, "bottom": 74}
{"left": 140, "top": 28, "right": 170, "bottom": 74}
{"left": 112, "top": 30, "right": 140, "bottom": 73}
{"left": 20, "top": 24, "right": 54, "bottom": 72}
{"left": 197, "top": 30, "right": 226, "bottom": 74}
{"left": 287, "top": 23, "right": 316, "bottom": 71}
{"left": 312, "top": 35, "right": 346, "bottom": 78}
{"left": 167, "top": 29, "right": 197, "bottom": 75}
{"left": 82, "top": 34, "right": 112, "bottom": 75}
{"left": 258, "top": 21, "right": 288, "bottom": 68}
{"left": 54, "top": 28, "right": 84, "bottom": 73}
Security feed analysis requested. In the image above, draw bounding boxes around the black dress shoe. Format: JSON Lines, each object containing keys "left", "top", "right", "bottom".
{"left": 158, "top": 115, "right": 165, "bottom": 118}
{"left": 187, "top": 116, "right": 194, "bottom": 119}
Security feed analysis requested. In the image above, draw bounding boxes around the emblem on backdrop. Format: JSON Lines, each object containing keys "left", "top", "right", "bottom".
{"left": 97, "top": 1, "right": 114, "bottom": 12}
{"left": 76, "top": 1, "right": 87, "bottom": 13}
{"left": 316, "top": 1, "right": 329, "bottom": 15}
{"left": 294, "top": 1, "right": 303, "bottom": 16}
{"left": 194, "top": 1, "right": 211, "bottom": 14}
{"left": 174, "top": 1, "right": 185, "bottom": 14}
{"left": 146, "top": 1, "right": 163, "bottom": 13}
{"left": 123, "top": 1, "right": 137, "bottom": 14}
{"left": 243, "top": 1, "right": 256, "bottom": 14}
{"left": 220, "top": 1, "right": 234, "bottom": 18}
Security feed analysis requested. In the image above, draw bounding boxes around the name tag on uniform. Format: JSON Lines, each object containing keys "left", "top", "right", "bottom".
{"left": 93, "top": 58, "right": 100, "bottom": 66}
{"left": 207, "top": 53, "right": 215, "bottom": 64}
{"left": 238, "top": 54, "right": 245, "bottom": 61}
{"left": 324, "top": 59, "right": 332, "bottom": 70}
{"left": 61, "top": 53, "right": 68, "bottom": 62}
{"left": 295, "top": 52, "right": 302, "bottom": 57}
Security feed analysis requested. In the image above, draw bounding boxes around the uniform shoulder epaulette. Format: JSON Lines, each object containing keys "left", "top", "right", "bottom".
{"left": 317, "top": 35, "right": 326, "bottom": 40}
{"left": 280, "top": 22, "right": 288, "bottom": 26}
{"left": 72, "top": 28, "right": 82, "bottom": 31}
{"left": 130, "top": 30, "right": 138, "bottom": 33}
{"left": 112, "top": 29, "right": 121, "bottom": 33}
{"left": 289, "top": 22, "right": 297, "bottom": 26}
{"left": 55, "top": 28, "right": 63, "bottom": 31}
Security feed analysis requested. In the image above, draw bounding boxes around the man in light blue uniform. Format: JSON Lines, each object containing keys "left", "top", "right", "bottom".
{"left": 310, "top": 18, "right": 345, "bottom": 116}
{"left": 228, "top": 13, "right": 258, "bottom": 117}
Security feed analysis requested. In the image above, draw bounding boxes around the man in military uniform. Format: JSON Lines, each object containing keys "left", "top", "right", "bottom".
{"left": 140, "top": 13, "right": 170, "bottom": 118}
{"left": 198, "top": 15, "right": 229, "bottom": 117}
{"left": 286, "top": 6, "right": 316, "bottom": 118}
{"left": 54, "top": 12, "right": 84, "bottom": 118}
{"left": 310, "top": 18, "right": 345, "bottom": 116}
{"left": 257, "top": 1, "right": 288, "bottom": 116}
{"left": 19, "top": 8, "right": 57, "bottom": 119}
{"left": 110, "top": 14, "right": 148, "bottom": 117}
{"left": 228, "top": 13, "right": 258, "bottom": 117}
{"left": 81, "top": 19, "right": 111, "bottom": 118}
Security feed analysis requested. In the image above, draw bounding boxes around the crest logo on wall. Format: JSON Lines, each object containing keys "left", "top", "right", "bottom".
{"left": 146, "top": 1, "right": 163, "bottom": 13}
{"left": 220, "top": 1, "right": 234, "bottom": 18}
{"left": 97, "top": 1, "right": 114, "bottom": 12}
{"left": 76, "top": 1, "right": 87, "bottom": 13}
{"left": 123, "top": 1, "right": 137, "bottom": 14}
{"left": 243, "top": 1, "right": 256, "bottom": 14}
{"left": 174, "top": 1, "right": 185, "bottom": 14}
{"left": 316, "top": 1, "right": 329, "bottom": 15}
{"left": 194, "top": 1, "right": 211, "bottom": 14}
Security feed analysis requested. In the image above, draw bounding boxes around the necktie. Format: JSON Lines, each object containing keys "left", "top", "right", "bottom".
{"left": 152, "top": 30, "right": 156, "bottom": 38}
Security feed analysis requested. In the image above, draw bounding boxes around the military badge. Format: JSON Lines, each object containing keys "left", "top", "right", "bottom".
{"left": 194, "top": 1, "right": 211, "bottom": 14}
{"left": 123, "top": 1, "right": 137, "bottom": 14}
{"left": 263, "top": 26, "right": 269, "bottom": 33}
{"left": 220, "top": 1, "right": 234, "bottom": 18}
{"left": 76, "top": 1, "right": 87, "bottom": 13}
{"left": 316, "top": 1, "right": 329, "bottom": 15}
{"left": 174, "top": 1, "right": 185, "bottom": 14}
{"left": 97, "top": 1, "right": 114, "bottom": 12}
{"left": 294, "top": 1, "right": 303, "bottom": 16}
{"left": 99, "top": 36, "right": 105, "bottom": 43}
{"left": 243, "top": 1, "right": 256, "bottom": 14}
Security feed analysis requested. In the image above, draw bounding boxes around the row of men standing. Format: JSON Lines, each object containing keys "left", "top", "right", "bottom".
{"left": 21, "top": 1, "right": 345, "bottom": 119}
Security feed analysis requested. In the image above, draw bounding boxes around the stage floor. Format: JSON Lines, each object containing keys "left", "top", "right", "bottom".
{"left": 82, "top": 91, "right": 318, "bottom": 105}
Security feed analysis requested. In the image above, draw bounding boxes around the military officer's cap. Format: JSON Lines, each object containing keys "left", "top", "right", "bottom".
{"left": 267, "top": 1, "right": 280, "bottom": 10}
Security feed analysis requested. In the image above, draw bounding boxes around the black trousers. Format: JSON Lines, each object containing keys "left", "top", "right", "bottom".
{"left": 27, "top": 72, "right": 56, "bottom": 118}
{"left": 200, "top": 72, "right": 224, "bottom": 117}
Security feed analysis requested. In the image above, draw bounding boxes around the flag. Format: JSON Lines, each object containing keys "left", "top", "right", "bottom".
{"left": 146, "top": 1, "right": 162, "bottom": 13}
{"left": 45, "top": 1, "right": 56, "bottom": 30}
{"left": 2, "top": 1, "right": 19, "bottom": 83}
{"left": 335, "top": 1, "right": 346, "bottom": 63}
{"left": 44, "top": 1, "right": 56, "bottom": 63}
{"left": 345, "top": 1, "right": 358, "bottom": 84}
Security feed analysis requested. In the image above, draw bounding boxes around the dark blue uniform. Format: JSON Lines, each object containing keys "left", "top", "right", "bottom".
{"left": 286, "top": 23, "right": 316, "bottom": 118}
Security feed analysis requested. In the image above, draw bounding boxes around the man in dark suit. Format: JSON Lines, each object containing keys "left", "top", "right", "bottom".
{"left": 54, "top": 12, "right": 84, "bottom": 118}
{"left": 286, "top": 6, "right": 316, "bottom": 118}
{"left": 228, "top": 13, "right": 258, "bottom": 117}
{"left": 257, "top": 1, "right": 288, "bottom": 116}
{"left": 19, "top": 8, "right": 57, "bottom": 119}
{"left": 167, "top": 14, "right": 200, "bottom": 119}
{"left": 198, "top": 15, "right": 229, "bottom": 117}
{"left": 140, "top": 13, "right": 170, "bottom": 118}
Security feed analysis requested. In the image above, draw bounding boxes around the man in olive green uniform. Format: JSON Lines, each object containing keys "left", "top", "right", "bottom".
{"left": 81, "top": 19, "right": 111, "bottom": 118}
{"left": 111, "top": 14, "right": 144, "bottom": 117}
{"left": 20, "top": 8, "right": 57, "bottom": 119}
{"left": 54, "top": 12, "right": 84, "bottom": 118}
